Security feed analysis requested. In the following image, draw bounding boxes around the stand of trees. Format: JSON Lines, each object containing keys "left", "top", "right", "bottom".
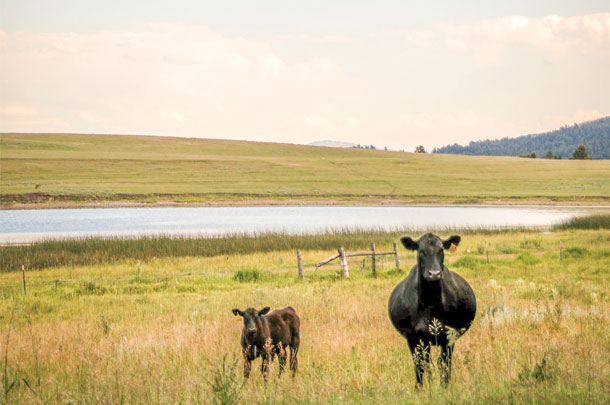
{"left": 353, "top": 144, "right": 376, "bottom": 150}
{"left": 414, "top": 145, "right": 426, "bottom": 153}
{"left": 433, "top": 116, "right": 610, "bottom": 159}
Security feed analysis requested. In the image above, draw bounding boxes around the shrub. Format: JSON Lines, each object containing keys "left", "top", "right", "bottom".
{"left": 519, "top": 238, "right": 541, "bottom": 249}
{"left": 453, "top": 255, "right": 485, "bottom": 269}
{"left": 517, "top": 253, "right": 541, "bottom": 266}
{"left": 99, "top": 315, "right": 110, "bottom": 335}
{"left": 76, "top": 281, "right": 106, "bottom": 296}
{"left": 519, "top": 347, "right": 559, "bottom": 383}
{"left": 205, "top": 354, "right": 242, "bottom": 405}
{"left": 232, "top": 269, "right": 260, "bottom": 283}
{"left": 563, "top": 247, "right": 589, "bottom": 259}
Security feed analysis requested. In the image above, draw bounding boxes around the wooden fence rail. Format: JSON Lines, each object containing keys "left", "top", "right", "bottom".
{"left": 296, "top": 242, "right": 400, "bottom": 278}
{"left": 315, "top": 253, "right": 340, "bottom": 267}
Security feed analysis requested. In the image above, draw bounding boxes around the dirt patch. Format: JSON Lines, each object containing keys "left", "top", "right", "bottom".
{"left": 2, "top": 192, "right": 610, "bottom": 210}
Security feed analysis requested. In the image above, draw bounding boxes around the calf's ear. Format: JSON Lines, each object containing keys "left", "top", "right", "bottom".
{"left": 232, "top": 308, "right": 244, "bottom": 317}
{"left": 258, "top": 307, "right": 271, "bottom": 316}
{"left": 400, "top": 236, "right": 418, "bottom": 250}
{"left": 442, "top": 235, "right": 461, "bottom": 250}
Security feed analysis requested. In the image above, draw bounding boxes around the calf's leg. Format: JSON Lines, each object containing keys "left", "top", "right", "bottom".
{"left": 289, "top": 346, "right": 299, "bottom": 377}
{"left": 243, "top": 359, "right": 252, "bottom": 379}
{"left": 260, "top": 354, "right": 270, "bottom": 381}
{"left": 242, "top": 346, "right": 253, "bottom": 379}
{"left": 277, "top": 343, "right": 287, "bottom": 377}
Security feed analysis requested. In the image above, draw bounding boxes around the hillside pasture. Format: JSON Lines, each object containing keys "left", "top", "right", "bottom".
{"left": 2, "top": 133, "right": 610, "bottom": 206}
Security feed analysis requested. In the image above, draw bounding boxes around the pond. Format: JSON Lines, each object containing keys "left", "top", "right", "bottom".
{"left": 0, "top": 205, "right": 605, "bottom": 244}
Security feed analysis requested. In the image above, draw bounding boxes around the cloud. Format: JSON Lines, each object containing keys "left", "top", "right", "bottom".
{"left": 0, "top": 24, "right": 357, "bottom": 142}
{"left": 542, "top": 109, "right": 607, "bottom": 129}
{"left": 0, "top": 104, "right": 39, "bottom": 117}
{"left": 1, "top": 15, "right": 608, "bottom": 150}
{"left": 259, "top": 53, "right": 284, "bottom": 76}
{"left": 405, "top": 13, "right": 610, "bottom": 65}
{"left": 277, "top": 34, "right": 352, "bottom": 44}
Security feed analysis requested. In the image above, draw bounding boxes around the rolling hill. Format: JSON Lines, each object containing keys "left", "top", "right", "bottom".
{"left": 1, "top": 133, "right": 610, "bottom": 206}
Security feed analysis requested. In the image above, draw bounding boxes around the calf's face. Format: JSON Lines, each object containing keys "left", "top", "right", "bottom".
{"left": 232, "top": 307, "right": 270, "bottom": 340}
{"left": 401, "top": 233, "right": 461, "bottom": 282}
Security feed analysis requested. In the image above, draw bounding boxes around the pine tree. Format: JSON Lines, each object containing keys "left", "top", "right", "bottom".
{"left": 571, "top": 144, "right": 590, "bottom": 160}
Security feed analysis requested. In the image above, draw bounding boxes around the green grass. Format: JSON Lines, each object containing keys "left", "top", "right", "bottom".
{"left": 0, "top": 228, "right": 609, "bottom": 403}
{"left": 554, "top": 214, "right": 610, "bottom": 230}
{"left": 2, "top": 133, "right": 610, "bottom": 206}
{"left": 0, "top": 227, "right": 527, "bottom": 272}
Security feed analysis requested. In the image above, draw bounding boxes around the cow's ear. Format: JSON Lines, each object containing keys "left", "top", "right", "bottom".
{"left": 258, "top": 307, "right": 270, "bottom": 316}
{"left": 232, "top": 308, "right": 244, "bottom": 317}
{"left": 443, "top": 235, "right": 461, "bottom": 250}
{"left": 400, "top": 236, "right": 418, "bottom": 250}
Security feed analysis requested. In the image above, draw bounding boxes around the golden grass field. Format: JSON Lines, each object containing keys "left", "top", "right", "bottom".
{"left": 1, "top": 133, "right": 609, "bottom": 403}
{"left": 2, "top": 133, "right": 610, "bottom": 206}
{"left": 1, "top": 228, "right": 609, "bottom": 404}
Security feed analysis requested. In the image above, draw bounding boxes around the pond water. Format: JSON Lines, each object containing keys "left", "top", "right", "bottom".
{"left": 0, "top": 205, "right": 605, "bottom": 244}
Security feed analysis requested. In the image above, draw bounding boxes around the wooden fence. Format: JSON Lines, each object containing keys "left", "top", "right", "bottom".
{"left": 296, "top": 242, "right": 400, "bottom": 279}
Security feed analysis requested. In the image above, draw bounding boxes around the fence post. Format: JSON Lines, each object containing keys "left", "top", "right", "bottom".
{"left": 370, "top": 243, "right": 376, "bottom": 277}
{"left": 393, "top": 242, "right": 400, "bottom": 269}
{"left": 297, "top": 250, "right": 304, "bottom": 280}
{"left": 338, "top": 246, "right": 349, "bottom": 278}
{"left": 486, "top": 241, "right": 489, "bottom": 264}
{"left": 22, "top": 265, "right": 27, "bottom": 295}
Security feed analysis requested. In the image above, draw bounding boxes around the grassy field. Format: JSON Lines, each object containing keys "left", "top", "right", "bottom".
{"left": 1, "top": 226, "right": 609, "bottom": 403}
{"left": 2, "top": 133, "right": 610, "bottom": 206}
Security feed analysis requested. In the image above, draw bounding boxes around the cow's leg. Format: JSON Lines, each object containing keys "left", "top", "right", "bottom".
{"left": 408, "top": 338, "right": 430, "bottom": 387}
{"left": 289, "top": 346, "right": 299, "bottom": 377}
{"left": 438, "top": 343, "right": 454, "bottom": 386}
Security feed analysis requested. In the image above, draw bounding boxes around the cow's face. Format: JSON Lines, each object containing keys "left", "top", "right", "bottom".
{"left": 232, "top": 307, "right": 270, "bottom": 341}
{"left": 401, "top": 233, "right": 461, "bottom": 282}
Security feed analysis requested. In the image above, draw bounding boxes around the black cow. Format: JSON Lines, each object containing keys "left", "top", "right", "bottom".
{"left": 388, "top": 233, "right": 476, "bottom": 386}
{"left": 232, "top": 306, "right": 300, "bottom": 380}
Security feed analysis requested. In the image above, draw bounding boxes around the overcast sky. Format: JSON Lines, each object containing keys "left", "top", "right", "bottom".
{"left": 1, "top": 1, "right": 609, "bottom": 150}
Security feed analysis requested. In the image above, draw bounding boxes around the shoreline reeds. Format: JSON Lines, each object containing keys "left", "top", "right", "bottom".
{"left": 1, "top": 225, "right": 530, "bottom": 272}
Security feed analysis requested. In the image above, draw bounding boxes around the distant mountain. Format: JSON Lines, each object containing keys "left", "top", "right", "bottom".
{"left": 433, "top": 116, "right": 610, "bottom": 159}
{"left": 308, "top": 140, "right": 356, "bottom": 148}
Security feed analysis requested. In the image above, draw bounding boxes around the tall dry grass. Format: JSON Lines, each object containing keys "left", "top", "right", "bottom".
{"left": 0, "top": 229, "right": 609, "bottom": 403}
{"left": 1, "top": 226, "right": 527, "bottom": 272}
